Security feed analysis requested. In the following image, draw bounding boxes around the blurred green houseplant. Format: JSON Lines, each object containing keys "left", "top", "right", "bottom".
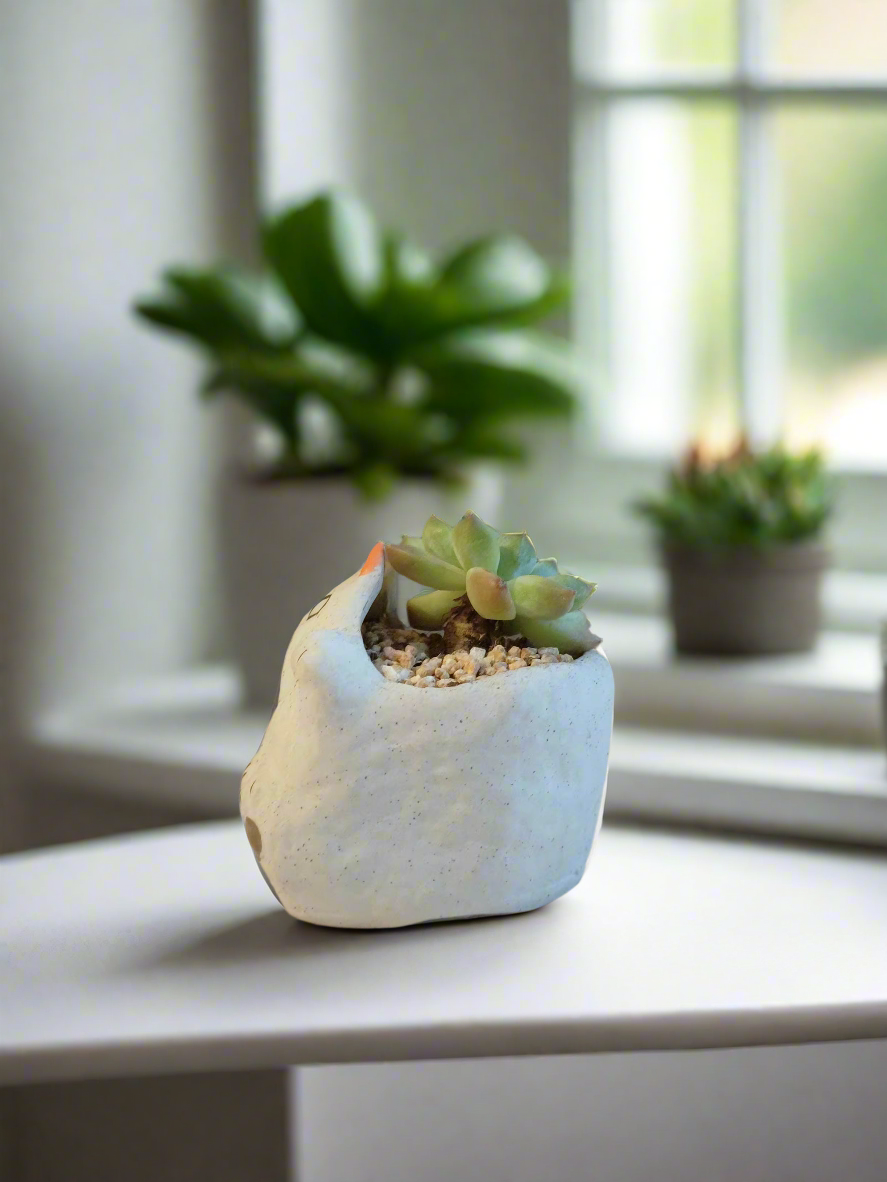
{"left": 135, "top": 189, "right": 576, "bottom": 499}
{"left": 635, "top": 442, "right": 834, "bottom": 656}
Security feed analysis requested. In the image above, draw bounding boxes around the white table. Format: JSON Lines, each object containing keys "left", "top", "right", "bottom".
{"left": 4, "top": 819, "right": 887, "bottom": 1088}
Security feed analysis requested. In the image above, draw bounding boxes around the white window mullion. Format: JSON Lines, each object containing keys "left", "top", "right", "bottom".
{"left": 736, "top": 0, "right": 784, "bottom": 448}
{"left": 577, "top": 100, "right": 612, "bottom": 423}
{"left": 572, "top": 0, "right": 612, "bottom": 440}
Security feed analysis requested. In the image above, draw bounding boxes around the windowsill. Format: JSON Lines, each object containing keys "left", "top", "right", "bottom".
{"left": 20, "top": 617, "right": 887, "bottom": 847}
{"left": 596, "top": 610, "right": 883, "bottom": 746}
{"left": 567, "top": 561, "right": 887, "bottom": 637}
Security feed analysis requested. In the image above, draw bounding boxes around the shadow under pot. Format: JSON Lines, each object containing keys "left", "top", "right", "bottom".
{"left": 662, "top": 542, "right": 829, "bottom": 657}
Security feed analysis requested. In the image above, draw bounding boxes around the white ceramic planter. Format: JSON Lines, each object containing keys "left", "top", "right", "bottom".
{"left": 221, "top": 469, "right": 502, "bottom": 707}
{"left": 241, "top": 544, "right": 614, "bottom": 929}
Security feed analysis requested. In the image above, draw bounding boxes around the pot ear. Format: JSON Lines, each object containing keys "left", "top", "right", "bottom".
{"left": 364, "top": 549, "right": 398, "bottom": 623}
{"left": 276, "top": 543, "right": 393, "bottom": 700}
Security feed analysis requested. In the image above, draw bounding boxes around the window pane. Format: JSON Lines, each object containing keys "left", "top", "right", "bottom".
{"left": 778, "top": 107, "right": 887, "bottom": 467}
{"left": 596, "top": 101, "right": 738, "bottom": 453}
{"left": 598, "top": 0, "right": 736, "bottom": 75}
{"left": 771, "top": 0, "right": 887, "bottom": 78}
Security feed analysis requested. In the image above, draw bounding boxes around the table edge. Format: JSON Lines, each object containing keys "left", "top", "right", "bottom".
{"left": 4, "top": 1001, "right": 887, "bottom": 1087}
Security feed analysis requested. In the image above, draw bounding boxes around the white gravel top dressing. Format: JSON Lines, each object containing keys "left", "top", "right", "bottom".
{"left": 363, "top": 619, "right": 574, "bottom": 688}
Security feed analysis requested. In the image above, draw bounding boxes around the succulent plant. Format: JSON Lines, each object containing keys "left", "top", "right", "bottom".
{"left": 385, "top": 511, "right": 598, "bottom": 656}
{"left": 635, "top": 441, "right": 833, "bottom": 550}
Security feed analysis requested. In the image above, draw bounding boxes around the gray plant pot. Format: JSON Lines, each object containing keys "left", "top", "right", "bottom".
{"left": 220, "top": 469, "right": 503, "bottom": 708}
{"left": 662, "top": 542, "right": 829, "bottom": 657}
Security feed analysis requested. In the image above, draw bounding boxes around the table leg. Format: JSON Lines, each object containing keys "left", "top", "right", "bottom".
{"left": 2, "top": 1067, "right": 292, "bottom": 1181}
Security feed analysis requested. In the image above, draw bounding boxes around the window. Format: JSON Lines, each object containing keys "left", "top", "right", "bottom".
{"left": 573, "top": 0, "right": 887, "bottom": 474}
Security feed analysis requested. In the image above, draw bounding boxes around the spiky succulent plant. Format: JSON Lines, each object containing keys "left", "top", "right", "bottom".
{"left": 385, "top": 512, "right": 598, "bottom": 656}
{"left": 635, "top": 441, "right": 832, "bottom": 549}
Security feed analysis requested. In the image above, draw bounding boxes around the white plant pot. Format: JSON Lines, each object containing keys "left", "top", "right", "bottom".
{"left": 241, "top": 544, "right": 614, "bottom": 929}
{"left": 221, "top": 469, "right": 502, "bottom": 707}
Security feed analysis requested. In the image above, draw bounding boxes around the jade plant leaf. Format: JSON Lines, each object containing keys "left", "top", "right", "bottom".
{"left": 416, "top": 330, "right": 578, "bottom": 421}
{"left": 437, "top": 234, "right": 568, "bottom": 329}
{"left": 135, "top": 188, "right": 579, "bottom": 495}
{"left": 134, "top": 267, "right": 299, "bottom": 353}
{"left": 372, "top": 233, "right": 444, "bottom": 345}
{"left": 263, "top": 191, "right": 385, "bottom": 354}
{"left": 441, "top": 425, "right": 529, "bottom": 464}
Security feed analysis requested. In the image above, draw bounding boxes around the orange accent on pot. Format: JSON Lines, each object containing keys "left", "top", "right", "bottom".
{"left": 360, "top": 542, "right": 385, "bottom": 575}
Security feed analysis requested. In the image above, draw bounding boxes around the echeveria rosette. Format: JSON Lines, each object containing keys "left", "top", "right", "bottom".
{"left": 385, "top": 511, "right": 599, "bottom": 657}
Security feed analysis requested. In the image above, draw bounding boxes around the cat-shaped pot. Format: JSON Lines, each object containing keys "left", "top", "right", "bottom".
{"left": 241, "top": 543, "right": 614, "bottom": 929}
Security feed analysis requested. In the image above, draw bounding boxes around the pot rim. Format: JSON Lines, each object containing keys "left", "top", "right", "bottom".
{"left": 225, "top": 461, "right": 467, "bottom": 489}
{"left": 661, "top": 539, "right": 830, "bottom": 572}
{"left": 360, "top": 566, "right": 603, "bottom": 693}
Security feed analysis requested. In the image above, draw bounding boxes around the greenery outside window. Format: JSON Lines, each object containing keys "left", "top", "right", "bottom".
{"left": 572, "top": 0, "right": 887, "bottom": 574}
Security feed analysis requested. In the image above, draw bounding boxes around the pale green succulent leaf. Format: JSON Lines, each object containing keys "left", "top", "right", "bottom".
{"left": 421, "top": 516, "right": 459, "bottom": 566}
{"left": 496, "top": 532, "right": 537, "bottom": 580}
{"left": 509, "top": 574, "right": 575, "bottom": 620}
{"left": 385, "top": 543, "right": 467, "bottom": 592}
{"left": 531, "top": 557, "right": 558, "bottom": 578}
{"left": 550, "top": 571, "right": 597, "bottom": 610}
{"left": 452, "top": 510, "right": 500, "bottom": 573}
{"left": 515, "top": 611, "right": 601, "bottom": 657}
{"left": 465, "top": 568, "right": 516, "bottom": 621}
{"left": 407, "top": 589, "right": 462, "bottom": 630}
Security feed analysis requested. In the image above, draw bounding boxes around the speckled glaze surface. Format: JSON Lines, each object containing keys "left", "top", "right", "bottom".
{"left": 240, "top": 545, "right": 614, "bottom": 929}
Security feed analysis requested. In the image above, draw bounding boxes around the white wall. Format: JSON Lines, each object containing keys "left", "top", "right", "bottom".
{"left": 261, "top": 0, "right": 571, "bottom": 258}
{"left": 0, "top": 0, "right": 257, "bottom": 724}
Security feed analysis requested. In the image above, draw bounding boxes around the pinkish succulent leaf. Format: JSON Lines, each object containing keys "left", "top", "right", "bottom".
{"left": 465, "top": 567, "right": 516, "bottom": 620}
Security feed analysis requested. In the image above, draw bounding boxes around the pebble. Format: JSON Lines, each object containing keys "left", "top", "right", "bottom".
{"left": 381, "top": 664, "right": 411, "bottom": 683}
{"left": 363, "top": 620, "right": 576, "bottom": 688}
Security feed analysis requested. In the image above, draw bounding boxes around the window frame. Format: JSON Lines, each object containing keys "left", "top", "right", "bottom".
{"left": 569, "top": 0, "right": 887, "bottom": 574}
